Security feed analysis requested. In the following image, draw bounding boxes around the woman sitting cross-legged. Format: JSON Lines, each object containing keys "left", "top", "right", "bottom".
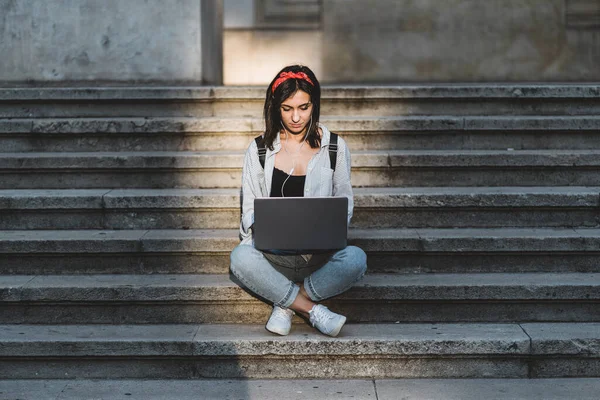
{"left": 230, "top": 65, "right": 367, "bottom": 337}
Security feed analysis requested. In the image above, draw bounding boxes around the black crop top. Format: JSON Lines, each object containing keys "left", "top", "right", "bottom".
{"left": 270, "top": 167, "right": 306, "bottom": 197}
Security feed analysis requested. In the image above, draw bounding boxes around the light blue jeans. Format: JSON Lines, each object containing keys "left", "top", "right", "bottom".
{"left": 230, "top": 245, "right": 367, "bottom": 308}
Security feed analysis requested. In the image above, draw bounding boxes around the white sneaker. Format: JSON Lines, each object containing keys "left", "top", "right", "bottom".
{"left": 308, "top": 304, "right": 346, "bottom": 337}
{"left": 265, "top": 305, "right": 294, "bottom": 336}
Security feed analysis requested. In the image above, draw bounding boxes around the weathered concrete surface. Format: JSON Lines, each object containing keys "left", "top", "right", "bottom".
{"left": 355, "top": 186, "right": 600, "bottom": 208}
{"left": 5, "top": 150, "right": 600, "bottom": 170}
{"left": 5, "top": 128, "right": 600, "bottom": 153}
{"left": 0, "top": 324, "right": 199, "bottom": 356}
{"left": 0, "top": 321, "right": 586, "bottom": 377}
{"left": 466, "top": 116, "right": 600, "bottom": 131}
{"left": 0, "top": 379, "right": 378, "bottom": 400}
{"left": 352, "top": 227, "right": 600, "bottom": 252}
{"left": 0, "top": 117, "right": 262, "bottom": 134}
{"left": 0, "top": 151, "right": 245, "bottom": 169}
{"left": 3, "top": 251, "right": 598, "bottom": 276}
{"left": 3, "top": 85, "right": 600, "bottom": 102}
{"left": 3, "top": 273, "right": 600, "bottom": 303}
{"left": 523, "top": 323, "right": 600, "bottom": 378}
{"left": 0, "top": 132, "right": 255, "bottom": 153}
{"left": 5, "top": 185, "right": 592, "bottom": 207}
{"left": 0, "top": 380, "right": 69, "bottom": 400}
{"left": 103, "top": 189, "right": 239, "bottom": 210}
{"left": 4, "top": 150, "right": 600, "bottom": 189}
{"left": 367, "top": 252, "right": 600, "bottom": 275}
{"left": 2, "top": 85, "right": 600, "bottom": 118}
{"left": 0, "top": 357, "right": 528, "bottom": 379}
{"left": 126, "top": 227, "right": 600, "bottom": 253}
{"left": 0, "top": 229, "right": 146, "bottom": 253}
{"left": 2, "top": 273, "right": 599, "bottom": 324}
{"left": 4, "top": 167, "right": 600, "bottom": 189}
{"left": 2, "top": 227, "right": 600, "bottom": 254}
{"left": 0, "top": 275, "right": 35, "bottom": 290}
{"left": 140, "top": 229, "right": 237, "bottom": 252}
{"left": 0, "top": 229, "right": 236, "bottom": 254}
{"left": 3, "top": 227, "right": 599, "bottom": 275}
{"left": 4, "top": 295, "right": 600, "bottom": 324}
{"left": 0, "top": 0, "right": 203, "bottom": 83}
{"left": 2, "top": 187, "right": 599, "bottom": 230}
{"left": 0, "top": 274, "right": 249, "bottom": 302}
{"left": 0, "top": 189, "right": 109, "bottom": 209}
{"left": 191, "top": 323, "right": 529, "bottom": 356}
{"left": 322, "top": 0, "right": 600, "bottom": 82}
{"left": 523, "top": 323, "right": 600, "bottom": 356}
{"left": 4, "top": 150, "right": 600, "bottom": 169}
{"left": 383, "top": 150, "right": 600, "bottom": 167}
{"left": 3, "top": 116, "right": 600, "bottom": 135}
{"left": 0, "top": 253, "right": 232, "bottom": 275}
{"left": 530, "top": 359, "right": 600, "bottom": 378}
{"left": 0, "top": 322, "right": 529, "bottom": 353}
{"left": 346, "top": 273, "right": 600, "bottom": 301}
{"left": 3, "top": 378, "right": 600, "bottom": 399}
{"left": 0, "top": 323, "right": 547, "bottom": 378}
{"left": 376, "top": 378, "right": 600, "bottom": 400}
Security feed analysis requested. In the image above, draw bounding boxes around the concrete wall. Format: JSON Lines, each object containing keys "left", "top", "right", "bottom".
{"left": 0, "top": 0, "right": 220, "bottom": 84}
{"left": 224, "top": 0, "right": 600, "bottom": 84}
{"left": 3, "top": 0, "right": 598, "bottom": 85}
{"left": 224, "top": 30, "right": 322, "bottom": 85}
{"left": 322, "top": 0, "right": 600, "bottom": 82}
{"left": 224, "top": 0, "right": 254, "bottom": 29}
{"left": 223, "top": 0, "right": 321, "bottom": 85}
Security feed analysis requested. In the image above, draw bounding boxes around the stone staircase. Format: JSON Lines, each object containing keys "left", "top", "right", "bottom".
{"left": 0, "top": 85, "right": 599, "bottom": 380}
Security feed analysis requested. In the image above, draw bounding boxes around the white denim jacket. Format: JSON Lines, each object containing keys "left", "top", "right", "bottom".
{"left": 239, "top": 123, "right": 354, "bottom": 246}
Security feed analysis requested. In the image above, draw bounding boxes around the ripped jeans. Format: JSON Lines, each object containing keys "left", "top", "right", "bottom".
{"left": 230, "top": 245, "right": 367, "bottom": 308}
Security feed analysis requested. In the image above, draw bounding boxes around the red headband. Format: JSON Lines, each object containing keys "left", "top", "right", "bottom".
{"left": 271, "top": 71, "right": 314, "bottom": 93}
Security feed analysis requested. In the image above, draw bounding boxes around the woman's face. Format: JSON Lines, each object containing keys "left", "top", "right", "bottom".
{"left": 280, "top": 90, "right": 313, "bottom": 136}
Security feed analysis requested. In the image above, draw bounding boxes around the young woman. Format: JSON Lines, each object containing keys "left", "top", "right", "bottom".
{"left": 230, "top": 65, "right": 367, "bottom": 337}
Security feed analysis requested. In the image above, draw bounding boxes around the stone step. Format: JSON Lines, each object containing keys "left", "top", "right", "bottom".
{"left": 2, "top": 273, "right": 599, "bottom": 324}
{"left": 2, "top": 150, "right": 600, "bottom": 188}
{"left": 2, "top": 116, "right": 600, "bottom": 152}
{"left": 0, "top": 322, "right": 597, "bottom": 379}
{"left": 1, "top": 85, "right": 599, "bottom": 118}
{"left": 1, "top": 187, "right": 599, "bottom": 230}
{"left": 2, "top": 378, "right": 600, "bottom": 400}
{"left": 1, "top": 228, "right": 599, "bottom": 275}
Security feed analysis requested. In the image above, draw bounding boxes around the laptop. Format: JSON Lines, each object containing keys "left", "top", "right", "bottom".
{"left": 253, "top": 197, "right": 348, "bottom": 252}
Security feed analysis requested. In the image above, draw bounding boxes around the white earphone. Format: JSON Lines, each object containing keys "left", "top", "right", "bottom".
{"left": 280, "top": 117, "right": 312, "bottom": 196}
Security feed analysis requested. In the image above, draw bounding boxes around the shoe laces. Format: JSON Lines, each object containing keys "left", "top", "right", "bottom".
{"left": 309, "top": 305, "right": 332, "bottom": 327}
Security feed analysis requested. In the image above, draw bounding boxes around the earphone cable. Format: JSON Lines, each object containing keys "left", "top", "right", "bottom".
{"left": 280, "top": 117, "right": 311, "bottom": 197}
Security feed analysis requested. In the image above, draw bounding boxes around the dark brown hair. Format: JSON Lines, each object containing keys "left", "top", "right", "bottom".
{"left": 263, "top": 65, "right": 321, "bottom": 150}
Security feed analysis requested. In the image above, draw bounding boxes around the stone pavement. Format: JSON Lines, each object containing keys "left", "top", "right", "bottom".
{"left": 1, "top": 379, "right": 600, "bottom": 399}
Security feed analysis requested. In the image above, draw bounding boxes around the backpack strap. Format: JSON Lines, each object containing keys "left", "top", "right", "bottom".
{"left": 255, "top": 135, "right": 267, "bottom": 169}
{"left": 328, "top": 132, "right": 338, "bottom": 171}
{"left": 255, "top": 132, "right": 338, "bottom": 171}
